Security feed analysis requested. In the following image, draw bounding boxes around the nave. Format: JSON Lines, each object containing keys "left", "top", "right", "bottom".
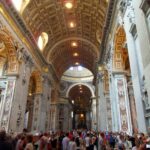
{"left": 0, "top": 0, "right": 150, "bottom": 149}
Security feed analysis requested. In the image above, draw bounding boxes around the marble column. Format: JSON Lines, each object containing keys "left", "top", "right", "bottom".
{"left": 63, "top": 104, "right": 70, "bottom": 132}
{"left": 109, "top": 74, "right": 119, "bottom": 132}
{"left": 133, "top": 0, "right": 150, "bottom": 107}
{"left": 75, "top": 114, "right": 79, "bottom": 129}
{"left": 97, "top": 77, "right": 107, "bottom": 131}
{"left": 105, "top": 93, "right": 112, "bottom": 131}
{"left": 123, "top": 6, "right": 147, "bottom": 132}
{"left": 86, "top": 111, "right": 91, "bottom": 130}
{"left": 128, "top": 83, "right": 138, "bottom": 133}
{"left": 7, "top": 60, "right": 32, "bottom": 133}
{"left": 111, "top": 74, "right": 132, "bottom": 134}
{"left": 0, "top": 77, "right": 17, "bottom": 132}
{"left": 32, "top": 75, "right": 52, "bottom": 133}
{"left": 91, "top": 99, "right": 97, "bottom": 130}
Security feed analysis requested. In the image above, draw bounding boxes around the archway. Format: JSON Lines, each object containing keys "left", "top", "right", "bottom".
{"left": 24, "top": 70, "right": 42, "bottom": 131}
{"left": 68, "top": 84, "right": 93, "bottom": 129}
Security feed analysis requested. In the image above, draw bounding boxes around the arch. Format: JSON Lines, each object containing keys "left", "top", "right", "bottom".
{"left": 28, "top": 76, "right": 36, "bottom": 95}
{"left": 0, "top": 26, "right": 19, "bottom": 74}
{"left": 46, "top": 37, "right": 99, "bottom": 61}
{"left": 47, "top": 38, "right": 98, "bottom": 78}
{"left": 31, "top": 70, "right": 43, "bottom": 94}
{"left": 66, "top": 83, "right": 95, "bottom": 98}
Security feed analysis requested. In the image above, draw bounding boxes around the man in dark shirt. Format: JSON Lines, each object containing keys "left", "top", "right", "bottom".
{"left": 0, "top": 129, "right": 13, "bottom": 150}
{"left": 128, "top": 135, "right": 136, "bottom": 148}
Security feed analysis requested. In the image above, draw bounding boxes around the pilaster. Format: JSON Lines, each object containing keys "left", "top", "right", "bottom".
{"left": 123, "top": 3, "right": 147, "bottom": 133}
{"left": 8, "top": 52, "right": 33, "bottom": 132}
{"left": 32, "top": 74, "right": 52, "bottom": 133}
{"left": 97, "top": 77, "right": 107, "bottom": 131}
{"left": 91, "top": 99, "right": 97, "bottom": 130}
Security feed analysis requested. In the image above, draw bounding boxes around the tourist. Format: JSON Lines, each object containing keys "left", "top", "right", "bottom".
{"left": 85, "top": 133, "right": 91, "bottom": 150}
{"left": 62, "top": 133, "right": 70, "bottom": 150}
{"left": 68, "top": 137, "right": 77, "bottom": 150}
{"left": 25, "top": 134, "right": 34, "bottom": 150}
{"left": 0, "top": 129, "right": 13, "bottom": 150}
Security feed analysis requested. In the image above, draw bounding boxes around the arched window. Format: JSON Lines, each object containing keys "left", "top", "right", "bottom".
{"left": 38, "top": 32, "right": 48, "bottom": 51}
{"left": 12, "top": 0, "right": 30, "bottom": 14}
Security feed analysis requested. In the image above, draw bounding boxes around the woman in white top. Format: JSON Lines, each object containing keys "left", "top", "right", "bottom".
{"left": 85, "top": 134, "right": 91, "bottom": 150}
{"left": 69, "top": 137, "right": 77, "bottom": 150}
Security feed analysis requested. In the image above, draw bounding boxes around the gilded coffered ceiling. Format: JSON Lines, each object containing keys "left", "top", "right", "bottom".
{"left": 21, "top": 0, "right": 108, "bottom": 78}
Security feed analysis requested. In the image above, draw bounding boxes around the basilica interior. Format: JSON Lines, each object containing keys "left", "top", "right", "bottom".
{"left": 0, "top": 0, "right": 150, "bottom": 135}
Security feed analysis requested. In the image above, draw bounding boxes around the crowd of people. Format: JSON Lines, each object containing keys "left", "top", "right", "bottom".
{"left": 0, "top": 128, "right": 150, "bottom": 150}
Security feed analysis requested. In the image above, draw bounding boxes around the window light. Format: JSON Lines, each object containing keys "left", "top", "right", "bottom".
{"left": 69, "top": 67, "right": 74, "bottom": 70}
{"left": 38, "top": 32, "right": 48, "bottom": 51}
{"left": 78, "top": 66, "right": 83, "bottom": 71}
{"left": 12, "top": 0, "right": 30, "bottom": 13}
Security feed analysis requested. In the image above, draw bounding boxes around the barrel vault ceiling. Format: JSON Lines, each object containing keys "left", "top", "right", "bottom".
{"left": 22, "top": 0, "right": 109, "bottom": 78}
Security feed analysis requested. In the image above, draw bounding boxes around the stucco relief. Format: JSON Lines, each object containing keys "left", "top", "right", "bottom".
{"left": 117, "top": 79, "right": 128, "bottom": 132}
{"left": 32, "top": 97, "right": 40, "bottom": 131}
{"left": 0, "top": 41, "right": 5, "bottom": 53}
{"left": 1, "top": 80, "right": 15, "bottom": 131}
{"left": 49, "top": 105, "right": 57, "bottom": 131}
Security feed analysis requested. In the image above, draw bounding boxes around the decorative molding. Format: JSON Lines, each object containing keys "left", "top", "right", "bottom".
{"left": 127, "top": 2, "right": 135, "bottom": 24}
{"left": 99, "top": 0, "right": 117, "bottom": 64}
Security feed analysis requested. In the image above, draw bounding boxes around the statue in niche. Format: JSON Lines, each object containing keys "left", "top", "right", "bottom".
{"left": 121, "top": 115, "right": 128, "bottom": 131}
{"left": 118, "top": 80, "right": 125, "bottom": 97}
{"left": 119, "top": 97, "right": 126, "bottom": 110}
{"left": 4, "top": 96, "right": 10, "bottom": 112}
{"left": 15, "top": 42, "right": 24, "bottom": 62}
{"left": 2, "top": 61, "right": 8, "bottom": 75}
{"left": 0, "top": 41, "right": 5, "bottom": 53}
{"left": 17, "top": 105, "right": 22, "bottom": 127}
{"left": 142, "top": 76, "right": 149, "bottom": 108}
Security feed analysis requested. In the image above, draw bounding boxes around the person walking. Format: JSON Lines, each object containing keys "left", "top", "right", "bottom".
{"left": 62, "top": 133, "right": 70, "bottom": 150}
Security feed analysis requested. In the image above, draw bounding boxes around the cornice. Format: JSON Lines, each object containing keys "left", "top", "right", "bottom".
{"left": 99, "top": 0, "right": 118, "bottom": 64}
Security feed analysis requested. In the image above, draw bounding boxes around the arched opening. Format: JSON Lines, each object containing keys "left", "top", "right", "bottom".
{"left": 24, "top": 76, "right": 36, "bottom": 131}
{"left": 68, "top": 84, "right": 93, "bottom": 129}
{"left": 24, "top": 71, "right": 42, "bottom": 131}
{"left": 53, "top": 66, "right": 95, "bottom": 131}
